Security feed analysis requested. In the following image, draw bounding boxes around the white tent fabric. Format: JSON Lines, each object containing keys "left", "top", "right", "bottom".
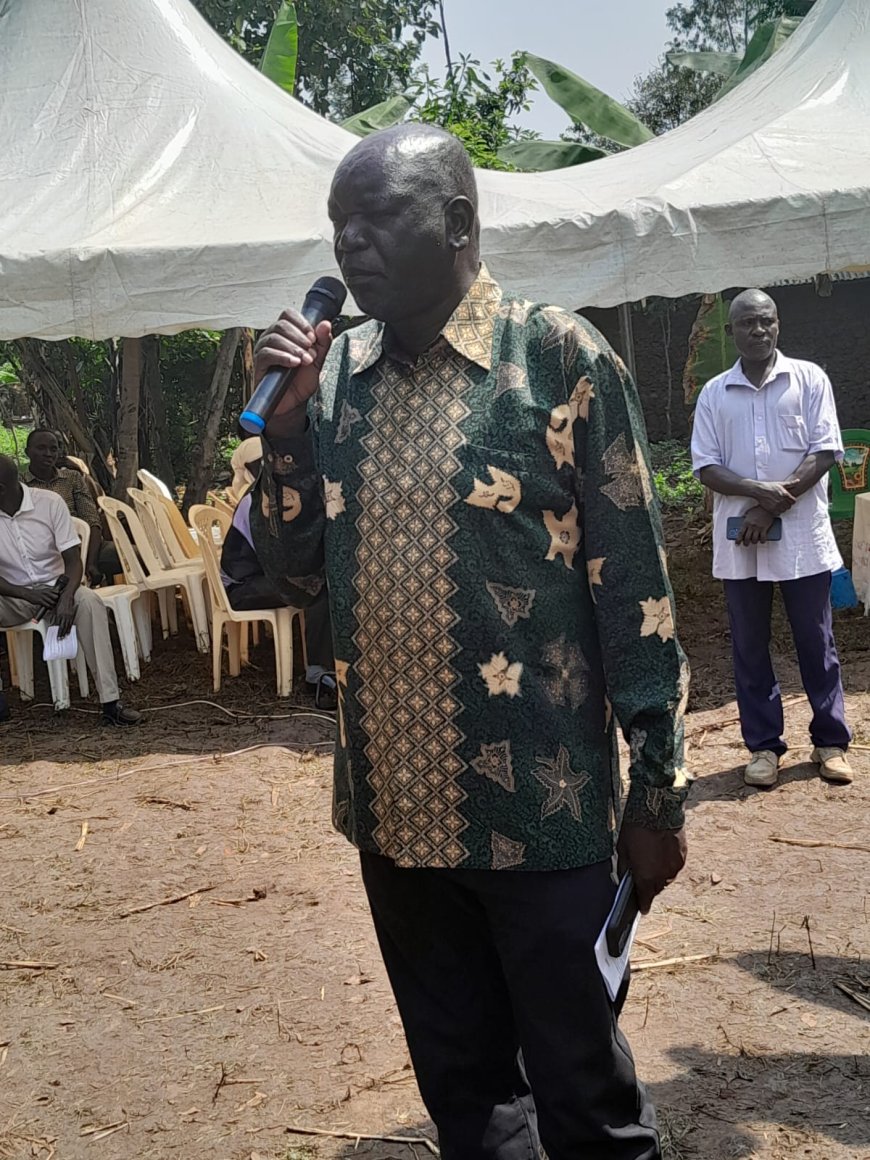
{"left": 0, "top": 0, "right": 868, "bottom": 339}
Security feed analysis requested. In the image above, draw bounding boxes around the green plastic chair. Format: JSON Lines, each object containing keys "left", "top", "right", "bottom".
{"left": 829, "top": 429, "right": 870, "bottom": 521}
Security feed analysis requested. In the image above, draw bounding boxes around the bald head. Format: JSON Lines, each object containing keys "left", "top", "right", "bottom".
{"left": 729, "top": 289, "right": 777, "bottom": 323}
{"left": 0, "top": 455, "right": 22, "bottom": 514}
{"left": 328, "top": 124, "right": 480, "bottom": 328}
{"left": 727, "top": 289, "right": 780, "bottom": 365}
{"left": 337, "top": 123, "right": 478, "bottom": 214}
{"left": 0, "top": 455, "right": 18, "bottom": 487}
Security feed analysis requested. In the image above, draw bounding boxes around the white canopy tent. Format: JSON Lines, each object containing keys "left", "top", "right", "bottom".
{"left": 0, "top": 0, "right": 868, "bottom": 340}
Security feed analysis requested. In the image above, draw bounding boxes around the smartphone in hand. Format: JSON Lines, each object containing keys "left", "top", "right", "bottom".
{"left": 726, "top": 516, "right": 783, "bottom": 542}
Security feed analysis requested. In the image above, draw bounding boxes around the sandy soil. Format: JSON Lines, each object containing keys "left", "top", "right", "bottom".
{"left": 1, "top": 522, "right": 868, "bottom": 1160}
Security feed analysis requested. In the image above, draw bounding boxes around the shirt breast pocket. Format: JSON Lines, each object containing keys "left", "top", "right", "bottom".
{"left": 779, "top": 415, "right": 808, "bottom": 453}
{"left": 459, "top": 444, "right": 536, "bottom": 515}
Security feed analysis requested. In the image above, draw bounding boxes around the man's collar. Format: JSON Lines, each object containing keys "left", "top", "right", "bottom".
{"left": 23, "top": 467, "right": 58, "bottom": 484}
{"left": 725, "top": 349, "right": 792, "bottom": 390}
{"left": 347, "top": 264, "right": 503, "bottom": 376}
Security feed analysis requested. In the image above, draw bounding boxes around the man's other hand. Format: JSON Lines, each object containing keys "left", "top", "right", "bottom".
{"left": 736, "top": 505, "right": 775, "bottom": 545}
{"left": 25, "top": 584, "right": 61, "bottom": 612}
{"left": 617, "top": 823, "right": 687, "bottom": 914}
{"left": 53, "top": 591, "right": 76, "bottom": 638}
{"left": 753, "top": 481, "right": 795, "bottom": 516}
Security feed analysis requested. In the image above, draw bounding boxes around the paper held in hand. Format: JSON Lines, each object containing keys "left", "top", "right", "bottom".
{"left": 42, "top": 625, "right": 78, "bottom": 662}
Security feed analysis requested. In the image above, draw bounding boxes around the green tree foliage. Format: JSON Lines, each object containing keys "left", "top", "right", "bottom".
{"left": 415, "top": 53, "right": 536, "bottom": 170}
{"left": 625, "top": 62, "right": 721, "bottom": 136}
{"left": 628, "top": 1, "right": 813, "bottom": 137}
{"left": 191, "top": 0, "right": 439, "bottom": 118}
{"left": 666, "top": 0, "right": 799, "bottom": 52}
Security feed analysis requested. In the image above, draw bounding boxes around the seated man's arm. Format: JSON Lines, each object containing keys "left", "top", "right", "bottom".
{"left": 54, "top": 545, "right": 84, "bottom": 637}
{"left": 0, "top": 571, "right": 59, "bottom": 608}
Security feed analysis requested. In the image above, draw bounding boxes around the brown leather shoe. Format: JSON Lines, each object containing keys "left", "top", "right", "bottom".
{"left": 811, "top": 747, "right": 853, "bottom": 784}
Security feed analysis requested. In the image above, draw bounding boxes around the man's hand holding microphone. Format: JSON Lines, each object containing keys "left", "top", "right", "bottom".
{"left": 243, "top": 278, "right": 346, "bottom": 439}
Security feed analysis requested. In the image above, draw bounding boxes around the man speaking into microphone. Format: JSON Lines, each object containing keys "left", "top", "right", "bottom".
{"left": 252, "top": 124, "right": 689, "bottom": 1160}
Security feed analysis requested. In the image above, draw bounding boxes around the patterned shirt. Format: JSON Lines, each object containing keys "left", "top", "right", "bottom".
{"left": 253, "top": 267, "right": 689, "bottom": 871}
{"left": 24, "top": 467, "right": 101, "bottom": 534}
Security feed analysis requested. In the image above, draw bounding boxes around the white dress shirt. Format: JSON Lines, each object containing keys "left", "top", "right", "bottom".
{"left": 0, "top": 485, "right": 80, "bottom": 587}
{"left": 691, "top": 352, "right": 843, "bottom": 582}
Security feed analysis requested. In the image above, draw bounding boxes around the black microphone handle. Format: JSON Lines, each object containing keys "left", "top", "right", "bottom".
{"left": 240, "top": 368, "right": 291, "bottom": 435}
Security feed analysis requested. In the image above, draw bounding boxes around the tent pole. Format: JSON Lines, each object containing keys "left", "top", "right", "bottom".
{"left": 617, "top": 302, "right": 638, "bottom": 383}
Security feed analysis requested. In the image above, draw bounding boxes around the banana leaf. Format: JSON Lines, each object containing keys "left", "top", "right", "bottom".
{"left": 683, "top": 294, "right": 737, "bottom": 405}
{"left": 522, "top": 53, "right": 653, "bottom": 148}
{"left": 259, "top": 2, "right": 298, "bottom": 95}
{"left": 498, "top": 139, "right": 609, "bottom": 171}
{"left": 666, "top": 50, "right": 741, "bottom": 78}
{"left": 715, "top": 17, "right": 803, "bottom": 100}
{"left": 341, "top": 95, "right": 412, "bottom": 137}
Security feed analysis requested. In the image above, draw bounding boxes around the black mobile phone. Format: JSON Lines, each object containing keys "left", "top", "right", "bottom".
{"left": 606, "top": 873, "right": 640, "bottom": 958}
{"left": 726, "top": 516, "right": 783, "bottom": 541}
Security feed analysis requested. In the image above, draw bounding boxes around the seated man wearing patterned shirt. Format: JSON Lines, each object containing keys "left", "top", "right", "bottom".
{"left": 252, "top": 124, "right": 689, "bottom": 1160}
{"left": 691, "top": 289, "right": 852, "bottom": 787}
{"left": 24, "top": 429, "right": 105, "bottom": 585}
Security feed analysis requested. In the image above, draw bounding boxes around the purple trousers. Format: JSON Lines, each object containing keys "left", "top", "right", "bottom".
{"left": 724, "top": 571, "right": 851, "bottom": 755}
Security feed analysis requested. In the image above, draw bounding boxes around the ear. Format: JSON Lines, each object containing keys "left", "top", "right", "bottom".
{"left": 725, "top": 323, "right": 734, "bottom": 337}
{"left": 445, "top": 196, "right": 475, "bottom": 252}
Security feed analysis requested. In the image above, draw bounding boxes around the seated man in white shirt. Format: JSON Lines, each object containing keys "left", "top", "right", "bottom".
{"left": 691, "top": 290, "right": 852, "bottom": 787}
{"left": 0, "top": 455, "right": 140, "bottom": 726}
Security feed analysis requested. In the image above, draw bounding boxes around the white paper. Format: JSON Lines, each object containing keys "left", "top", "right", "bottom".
{"left": 594, "top": 886, "right": 641, "bottom": 1003}
{"left": 42, "top": 625, "right": 78, "bottom": 662}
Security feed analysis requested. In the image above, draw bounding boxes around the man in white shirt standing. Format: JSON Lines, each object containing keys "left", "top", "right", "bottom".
{"left": 691, "top": 290, "right": 852, "bottom": 787}
{"left": 0, "top": 455, "right": 140, "bottom": 726}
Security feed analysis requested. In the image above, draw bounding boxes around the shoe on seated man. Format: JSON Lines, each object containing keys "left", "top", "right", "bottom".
{"left": 102, "top": 700, "right": 142, "bottom": 727}
{"left": 744, "top": 749, "right": 780, "bottom": 787}
{"left": 811, "top": 747, "right": 853, "bottom": 784}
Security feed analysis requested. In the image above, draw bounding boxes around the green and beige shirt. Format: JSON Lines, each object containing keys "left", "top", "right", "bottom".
{"left": 253, "top": 267, "right": 689, "bottom": 871}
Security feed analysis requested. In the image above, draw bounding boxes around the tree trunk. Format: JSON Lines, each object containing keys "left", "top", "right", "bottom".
{"left": 141, "top": 334, "right": 176, "bottom": 490}
{"left": 240, "top": 327, "right": 255, "bottom": 403}
{"left": 182, "top": 328, "right": 241, "bottom": 516}
{"left": 114, "top": 337, "right": 142, "bottom": 498}
{"left": 61, "top": 340, "right": 91, "bottom": 441}
{"left": 14, "top": 340, "right": 109, "bottom": 479}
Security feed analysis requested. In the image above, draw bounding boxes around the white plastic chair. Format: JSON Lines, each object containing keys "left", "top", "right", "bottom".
{"left": 137, "top": 472, "right": 201, "bottom": 561}
{"left": 127, "top": 488, "right": 201, "bottom": 573}
{"left": 137, "top": 468, "right": 173, "bottom": 500}
{"left": 5, "top": 517, "right": 91, "bottom": 710}
{"left": 99, "top": 496, "right": 210, "bottom": 653}
{"left": 157, "top": 493, "right": 200, "bottom": 560}
{"left": 72, "top": 516, "right": 151, "bottom": 681}
{"left": 189, "top": 504, "right": 306, "bottom": 697}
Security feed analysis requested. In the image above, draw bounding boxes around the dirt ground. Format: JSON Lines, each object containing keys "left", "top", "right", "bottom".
{"left": 1, "top": 520, "right": 868, "bottom": 1160}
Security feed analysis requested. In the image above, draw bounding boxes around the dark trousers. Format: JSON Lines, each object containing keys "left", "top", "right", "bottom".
{"left": 724, "top": 571, "right": 851, "bottom": 755}
{"left": 360, "top": 852, "right": 660, "bottom": 1160}
{"left": 226, "top": 580, "right": 334, "bottom": 672}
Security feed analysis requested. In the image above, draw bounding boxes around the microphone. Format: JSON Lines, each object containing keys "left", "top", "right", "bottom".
{"left": 240, "top": 276, "right": 347, "bottom": 435}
